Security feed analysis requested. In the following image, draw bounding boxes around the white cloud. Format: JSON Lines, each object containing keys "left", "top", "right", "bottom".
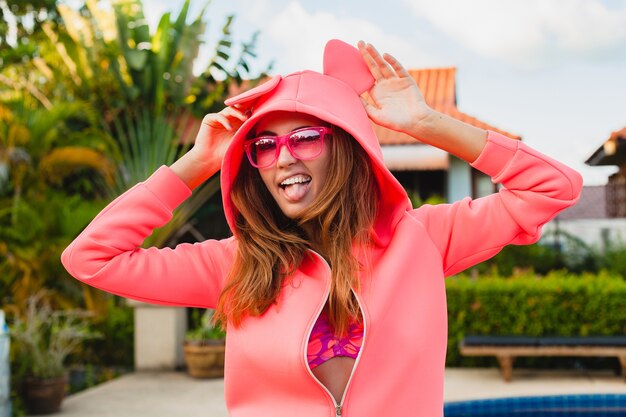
{"left": 239, "top": 0, "right": 436, "bottom": 74}
{"left": 402, "top": 0, "right": 626, "bottom": 68}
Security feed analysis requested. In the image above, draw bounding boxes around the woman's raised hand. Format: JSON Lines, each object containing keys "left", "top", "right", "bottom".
{"left": 188, "top": 106, "right": 249, "bottom": 169}
{"left": 170, "top": 106, "right": 248, "bottom": 190}
{"left": 357, "top": 41, "right": 432, "bottom": 136}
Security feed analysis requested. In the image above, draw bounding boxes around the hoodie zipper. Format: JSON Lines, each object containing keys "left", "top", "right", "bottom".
{"left": 304, "top": 250, "right": 367, "bottom": 417}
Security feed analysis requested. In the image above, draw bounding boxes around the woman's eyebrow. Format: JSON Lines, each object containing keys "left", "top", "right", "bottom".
{"left": 255, "top": 125, "right": 311, "bottom": 136}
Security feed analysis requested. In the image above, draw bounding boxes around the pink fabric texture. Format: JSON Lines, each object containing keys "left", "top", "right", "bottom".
{"left": 61, "top": 39, "right": 584, "bottom": 417}
{"left": 307, "top": 309, "right": 364, "bottom": 370}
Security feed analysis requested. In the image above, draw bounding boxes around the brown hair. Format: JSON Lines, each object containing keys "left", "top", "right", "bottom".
{"left": 213, "top": 125, "right": 378, "bottom": 338}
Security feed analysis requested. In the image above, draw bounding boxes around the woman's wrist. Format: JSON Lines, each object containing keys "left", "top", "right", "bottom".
{"left": 169, "top": 151, "right": 219, "bottom": 191}
{"left": 405, "top": 107, "right": 439, "bottom": 141}
{"left": 406, "top": 109, "right": 488, "bottom": 164}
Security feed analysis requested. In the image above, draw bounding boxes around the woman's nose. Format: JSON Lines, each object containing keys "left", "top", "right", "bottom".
{"left": 276, "top": 143, "right": 297, "bottom": 167}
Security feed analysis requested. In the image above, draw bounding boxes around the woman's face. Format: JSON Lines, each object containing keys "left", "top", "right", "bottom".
{"left": 251, "top": 111, "right": 332, "bottom": 219}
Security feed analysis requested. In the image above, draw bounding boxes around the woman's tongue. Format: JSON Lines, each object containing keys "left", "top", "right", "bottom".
{"left": 283, "top": 181, "right": 310, "bottom": 201}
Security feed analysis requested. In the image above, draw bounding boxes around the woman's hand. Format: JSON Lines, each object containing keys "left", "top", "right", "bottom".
{"left": 357, "top": 41, "right": 487, "bottom": 160}
{"left": 357, "top": 41, "right": 433, "bottom": 136}
{"left": 171, "top": 106, "right": 248, "bottom": 190}
{"left": 188, "top": 106, "right": 249, "bottom": 169}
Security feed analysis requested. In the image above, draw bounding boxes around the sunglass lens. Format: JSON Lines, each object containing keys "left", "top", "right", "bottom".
{"left": 251, "top": 138, "right": 277, "bottom": 167}
{"left": 290, "top": 130, "right": 322, "bottom": 159}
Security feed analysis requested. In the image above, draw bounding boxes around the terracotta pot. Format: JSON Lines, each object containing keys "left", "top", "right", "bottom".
{"left": 23, "top": 375, "right": 67, "bottom": 415}
{"left": 183, "top": 341, "right": 225, "bottom": 378}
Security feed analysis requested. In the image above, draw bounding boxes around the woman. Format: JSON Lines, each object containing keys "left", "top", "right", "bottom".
{"left": 61, "top": 40, "right": 583, "bottom": 417}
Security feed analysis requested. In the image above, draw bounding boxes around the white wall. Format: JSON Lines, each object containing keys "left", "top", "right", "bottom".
{"left": 448, "top": 154, "right": 472, "bottom": 202}
{"left": 541, "top": 217, "right": 626, "bottom": 252}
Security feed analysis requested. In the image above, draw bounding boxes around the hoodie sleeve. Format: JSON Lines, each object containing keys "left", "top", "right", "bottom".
{"left": 61, "top": 165, "right": 235, "bottom": 308}
{"left": 410, "top": 130, "right": 583, "bottom": 278}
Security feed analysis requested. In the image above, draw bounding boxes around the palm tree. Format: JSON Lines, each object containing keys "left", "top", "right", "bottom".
{"left": 0, "top": 0, "right": 269, "bottom": 323}
{"left": 0, "top": 95, "right": 119, "bottom": 315}
{"left": 34, "top": 0, "right": 270, "bottom": 248}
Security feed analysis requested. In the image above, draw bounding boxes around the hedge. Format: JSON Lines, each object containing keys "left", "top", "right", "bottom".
{"left": 445, "top": 268, "right": 626, "bottom": 370}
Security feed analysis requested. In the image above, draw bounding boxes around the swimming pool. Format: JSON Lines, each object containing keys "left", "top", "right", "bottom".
{"left": 444, "top": 393, "right": 626, "bottom": 416}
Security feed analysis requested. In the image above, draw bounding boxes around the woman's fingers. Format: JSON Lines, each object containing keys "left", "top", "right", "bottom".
{"left": 202, "top": 107, "right": 249, "bottom": 131}
{"left": 360, "top": 41, "right": 395, "bottom": 79}
{"left": 358, "top": 40, "right": 385, "bottom": 80}
{"left": 215, "top": 114, "right": 232, "bottom": 130}
{"left": 366, "top": 43, "right": 395, "bottom": 79}
{"left": 383, "top": 52, "right": 411, "bottom": 78}
{"left": 359, "top": 40, "right": 410, "bottom": 80}
{"left": 224, "top": 105, "right": 248, "bottom": 122}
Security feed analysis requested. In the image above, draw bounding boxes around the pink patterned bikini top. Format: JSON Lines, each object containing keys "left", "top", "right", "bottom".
{"left": 307, "top": 307, "right": 364, "bottom": 370}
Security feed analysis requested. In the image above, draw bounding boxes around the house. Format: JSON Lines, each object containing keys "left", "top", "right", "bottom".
{"left": 585, "top": 125, "right": 626, "bottom": 218}
{"left": 540, "top": 184, "right": 626, "bottom": 253}
{"left": 540, "top": 126, "right": 626, "bottom": 253}
{"left": 368, "top": 68, "right": 519, "bottom": 205}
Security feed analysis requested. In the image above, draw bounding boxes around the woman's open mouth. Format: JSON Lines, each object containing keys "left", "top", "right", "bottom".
{"left": 279, "top": 174, "right": 312, "bottom": 202}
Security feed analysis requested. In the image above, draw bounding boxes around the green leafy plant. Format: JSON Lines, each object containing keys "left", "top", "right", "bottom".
{"left": 27, "top": 0, "right": 269, "bottom": 117}
{"left": 101, "top": 107, "right": 221, "bottom": 248}
{"left": 469, "top": 228, "right": 609, "bottom": 277}
{"left": 9, "top": 290, "right": 102, "bottom": 379}
{"left": 406, "top": 189, "right": 446, "bottom": 208}
{"left": 185, "top": 309, "right": 225, "bottom": 345}
{"left": 80, "top": 295, "right": 134, "bottom": 368}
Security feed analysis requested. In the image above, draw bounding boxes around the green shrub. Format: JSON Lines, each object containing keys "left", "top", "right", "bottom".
{"left": 186, "top": 308, "right": 226, "bottom": 344}
{"left": 446, "top": 268, "right": 626, "bottom": 370}
{"left": 598, "top": 236, "right": 626, "bottom": 279}
{"left": 471, "top": 230, "right": 626, "bottom": 278}
{"left": 79, "top": 296, "right": 134, "bottom": 368}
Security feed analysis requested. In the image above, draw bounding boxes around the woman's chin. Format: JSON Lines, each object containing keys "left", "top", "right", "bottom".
{"left": 278, "top": 202, "right": 311, "bottom": 220}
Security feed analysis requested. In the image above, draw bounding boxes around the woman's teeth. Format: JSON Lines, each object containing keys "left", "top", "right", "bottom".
{"left": 280, "top": 174, "right": 312, "bottom": 201}
{"left": 280, "top": 175, "right": 312, "bottom": 188}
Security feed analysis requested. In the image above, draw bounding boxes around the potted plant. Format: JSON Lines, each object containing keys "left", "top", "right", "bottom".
{"left": 9, "top": 290, "right": 101, "bottom": 415}
{"left": 183, "top": 309, "right": 226, "bottom": 378}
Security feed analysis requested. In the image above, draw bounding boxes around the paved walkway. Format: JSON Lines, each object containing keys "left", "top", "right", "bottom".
{"left": 32, "top": 368, "right": 626, "bottom": 416}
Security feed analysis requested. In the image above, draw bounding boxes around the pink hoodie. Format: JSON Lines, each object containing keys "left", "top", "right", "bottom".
{"left": 61, "top": 39, "right": 583, "bottom": 417}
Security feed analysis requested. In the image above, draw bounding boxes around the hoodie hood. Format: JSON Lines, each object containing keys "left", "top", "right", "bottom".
{"left": 220, "top": 39, "right": 411, "bottom": 246}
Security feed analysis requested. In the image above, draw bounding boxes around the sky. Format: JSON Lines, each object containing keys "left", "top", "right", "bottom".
{"left": 141, "top": 0, "right": 626, "bottom": 186}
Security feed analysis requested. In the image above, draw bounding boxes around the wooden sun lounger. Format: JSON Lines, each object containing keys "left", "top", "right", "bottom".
{"left": 458, "top": 335, "right": 626, "bottom": 382}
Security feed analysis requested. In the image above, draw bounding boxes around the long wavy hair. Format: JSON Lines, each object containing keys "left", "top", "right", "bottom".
{"left": 213, "top": 124, "right": 379, "bottom": 338}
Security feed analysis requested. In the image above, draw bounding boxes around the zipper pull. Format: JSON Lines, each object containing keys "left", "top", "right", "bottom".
{"left": 336, "top": 404, "right": 342, "bottom": 416}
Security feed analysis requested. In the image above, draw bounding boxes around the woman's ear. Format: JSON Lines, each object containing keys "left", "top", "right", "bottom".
{"left": 323, "top": 39, "right": 375, "bottom": 95}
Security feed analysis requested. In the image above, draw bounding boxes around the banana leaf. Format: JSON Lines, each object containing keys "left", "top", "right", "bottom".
{"left": 107, "top": 107, "right": 221, "bottom": 248}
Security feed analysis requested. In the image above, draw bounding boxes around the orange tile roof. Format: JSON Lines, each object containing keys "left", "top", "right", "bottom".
{"left": 410, "top": 67, "right": 457, "bottom": 110}
{"left": 374, "top": 67, "right": 521, "bottom": 145}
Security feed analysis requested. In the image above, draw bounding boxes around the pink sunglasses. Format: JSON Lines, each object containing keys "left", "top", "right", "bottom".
{"left": 244, "top": 126, "right": 332, "bottom": 168}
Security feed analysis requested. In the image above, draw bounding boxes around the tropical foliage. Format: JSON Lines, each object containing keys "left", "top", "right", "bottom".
{"left": 1, "top": 0, "right": 268, "bottom": 311}
{"left": 0, "top": 2, "right": 268, "bottom": 402}
{"left": 2, "top": 0, "right": 268, "bottom": 412}
{"left": 0, "top": 95, "right": 114, "bottom": 315}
